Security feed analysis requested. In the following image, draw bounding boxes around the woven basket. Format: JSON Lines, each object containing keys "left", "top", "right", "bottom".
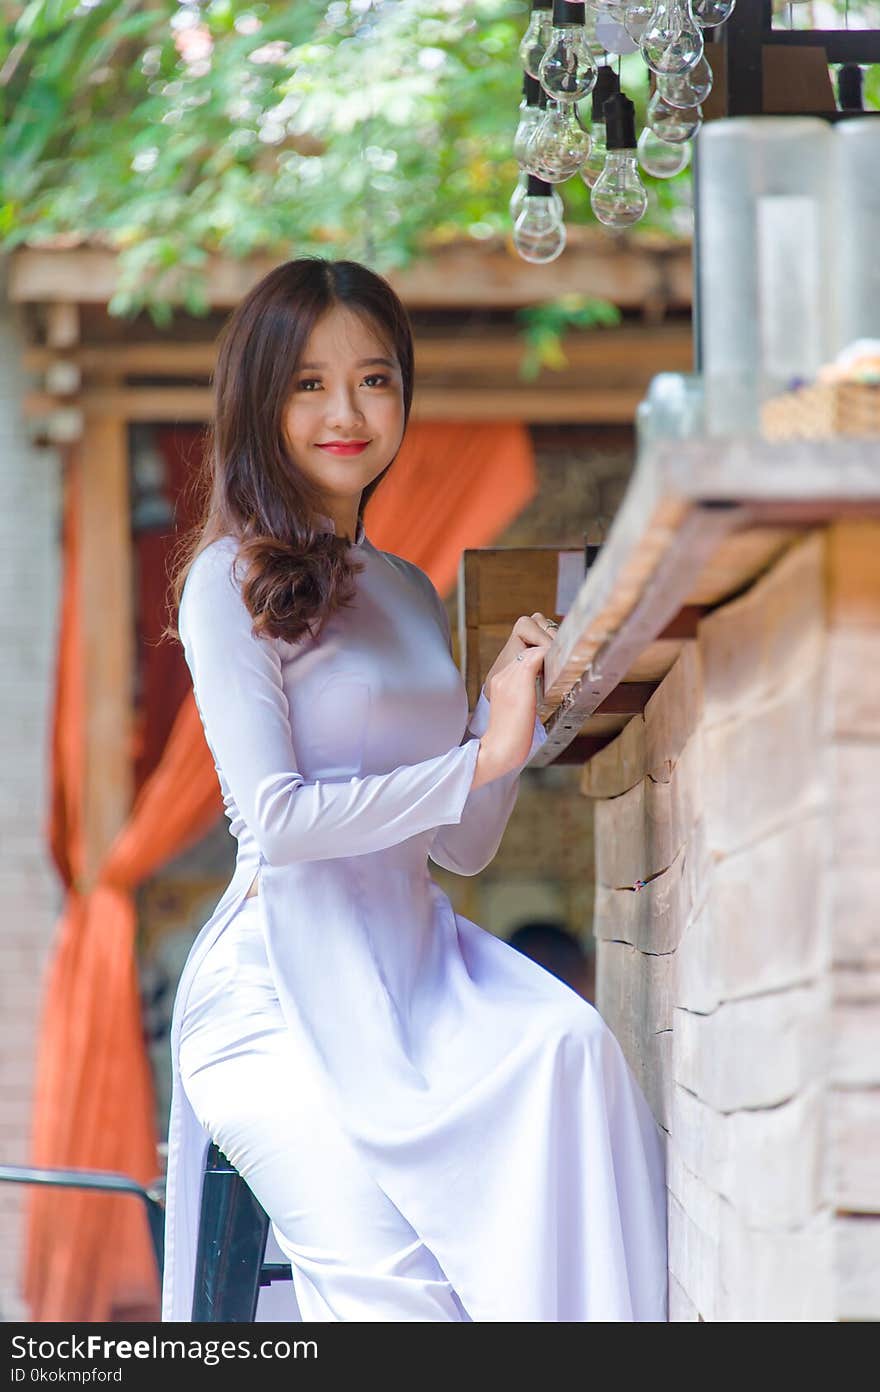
{"left": 761, "top": 381, "right": 880, "bottom": 441}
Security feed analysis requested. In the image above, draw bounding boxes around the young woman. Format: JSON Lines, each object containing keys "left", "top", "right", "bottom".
{"left": 162, "top": 257, "right": 668, "bottom": 1323}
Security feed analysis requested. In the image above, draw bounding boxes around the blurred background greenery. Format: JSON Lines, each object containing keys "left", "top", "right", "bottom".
{"left": 1, "top": 0, "right": 876, "bottom": 326}
{"left": 0, "top": 0, "right": 695, "bottom": 324}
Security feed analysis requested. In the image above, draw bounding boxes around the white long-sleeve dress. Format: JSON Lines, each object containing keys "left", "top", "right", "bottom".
{"left": 161, "top": 518, "right": 668, "bottom": 1323}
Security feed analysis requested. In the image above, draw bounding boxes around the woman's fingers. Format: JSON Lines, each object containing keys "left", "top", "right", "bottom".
{"left": 513, "top": 612, "right": 558, "bottom": 647}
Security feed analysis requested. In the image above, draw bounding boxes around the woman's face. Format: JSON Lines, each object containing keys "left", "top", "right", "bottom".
{"left": 282, "top": 303, "right": 405, "bottom": 516}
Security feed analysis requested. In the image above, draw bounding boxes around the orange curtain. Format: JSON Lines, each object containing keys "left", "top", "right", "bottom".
{"left": 370, "top": 420, "right": 535, "bottom": 595}
{"left": 24, "top": 420, "right": 536, "bottom": 1320}
{"left": 24, "top": 449, "right": 224, "bottom": 1322}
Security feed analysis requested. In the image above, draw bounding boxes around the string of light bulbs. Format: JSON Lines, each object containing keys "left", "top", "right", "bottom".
{"left": 511, "top": 0, "right": 738, "bottom": 262}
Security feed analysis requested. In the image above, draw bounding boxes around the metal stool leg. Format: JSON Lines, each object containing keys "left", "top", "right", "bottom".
{"left": 192, "top": 1143, "right": 270, "bottom": 1322}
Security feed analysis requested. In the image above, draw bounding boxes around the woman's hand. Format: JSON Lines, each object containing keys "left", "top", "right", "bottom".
{"left": 482, "top": 612, "right": 559, "bottom": 691}
{"left": 471, "top": 613, "right": 559, "bottom": 787}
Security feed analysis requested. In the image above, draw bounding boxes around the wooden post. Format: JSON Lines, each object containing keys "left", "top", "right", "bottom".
{"left": 76, "top": 419, "right": 134, "bottom": 887}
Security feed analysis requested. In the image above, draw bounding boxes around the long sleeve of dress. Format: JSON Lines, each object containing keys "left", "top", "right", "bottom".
{"left": 178, "top": 542, "right": 484, "bottom": 868}
{"left": 413, "top": 570, "right": 548, "bottom": 878}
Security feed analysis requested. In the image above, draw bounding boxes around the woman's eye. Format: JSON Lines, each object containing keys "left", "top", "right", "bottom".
{"left": 296, "top": 374, "right": 390, "bottom": 392}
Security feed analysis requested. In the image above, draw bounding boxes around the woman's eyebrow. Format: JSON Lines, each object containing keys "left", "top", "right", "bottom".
{"left": 298, "top": 357, "right": 396, "bottom": 369}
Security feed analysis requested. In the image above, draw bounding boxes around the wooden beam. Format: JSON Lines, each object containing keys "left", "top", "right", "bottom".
{"left": 658, "top": 605, "right": 706, "bottom": 640}
{"left": 76, "top": 423, "right": 134, "bottom": 887}
{"left": 20, "top": 324, "right": 692, "bottom": 431}
{"left": 21, "top": 324, "right": 693, "bottom": 378}
{"left": 22, "top": 383, "right": 652, "bottom": 425}
{"left": 413, "top": 387, "right": 645, "bottom": 423}
{"left": 594, "top": 682, "right": 658, "bottom": 715}
{"left": 458, "top": 544, "right": 712, "bottom": 713}
{"left": 547, "top": 734, "right": 617, "bottom": 764}
{"left": 520, "top": 436, "right": 880, "bottom": 769}
{"left": 533, "top": 501, "right": 752, "bottom": 765}
{"left": 655, "top": 437, "right": 880, "bottom": 508}
{"left": 7, "top": 233, "right": 693, "bottom": 311}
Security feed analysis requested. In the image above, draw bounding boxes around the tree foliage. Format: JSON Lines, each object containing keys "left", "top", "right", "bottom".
{"left": 0, "top": 0, "right": 692, "bottom": 325}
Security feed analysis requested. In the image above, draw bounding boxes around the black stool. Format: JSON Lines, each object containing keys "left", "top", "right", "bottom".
{"left": 192, "top": 1142, "right": 292, "bottom": 1321}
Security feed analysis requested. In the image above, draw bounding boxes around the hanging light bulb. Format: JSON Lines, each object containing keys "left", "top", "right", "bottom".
{"left": 514, "top": 73, "right": 544, "bottom": 165}
{"left": 526, "top": 96, "right": 592, "bottom": 182}
{"left": 692, "top": 0, "right": 736, "bottom": 25}
{"left": 637, "top": 127, "right": 692, "bottom": 177}
{"left": 509, "top": 169, "right": 565, "bottom": 224}
{"left": 538, "top": 0, "right": 598, "bottom": 103}
{"left": 513, "top": 175, "right": 568, "bottom": 262}
{"left": 520, "top": 84, "right": 551, "bottom": 176}
{"left": 509, "top": 173, "right": 528, "bottom": 222}
{"left": 579, "top": 63, "right": 620, "bottom": 188}
{"left": 640, "top": 0, "right": 704, "bottom": 76}
{"left": 590, "top": 91, "right": 648, "bottom": 228}
{"left": 595, "top": 0, "right": 638, "bottom": 54}
{"left": 647, "top": 88, "right": 701, "bottom": 142}
{"left": 519, "top": 0, "right": 554, "bottom": 80}
{"left": 623, "top": 1, "right": 654, "bottom": 41}
{"left": 520, "top": 84, "right": 550, "bottom": 175}
{"left": 657, "top": 54, "right": 713, "bottom": 107}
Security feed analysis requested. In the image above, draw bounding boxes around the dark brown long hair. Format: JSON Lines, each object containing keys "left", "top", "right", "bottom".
{"left": 163, "top": 257, "right": 414, "bottom": 647}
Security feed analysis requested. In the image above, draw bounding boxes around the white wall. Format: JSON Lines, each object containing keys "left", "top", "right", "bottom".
{"left": 0, "top": 256, "right": 64, "bottom": 1319}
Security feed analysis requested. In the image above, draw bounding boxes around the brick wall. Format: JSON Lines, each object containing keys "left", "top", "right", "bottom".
{"left": 583, "top": 526, "right": 880, "bottom": 1320}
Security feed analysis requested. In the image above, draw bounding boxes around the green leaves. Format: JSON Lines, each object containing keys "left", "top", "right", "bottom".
{"left": 516, "top": 294, "right": 622, "bottom": 380}
{"left": 0, "top": 0, "right": 694, "bottom": 322}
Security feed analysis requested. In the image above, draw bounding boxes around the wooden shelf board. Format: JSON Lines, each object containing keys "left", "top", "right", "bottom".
{"left": 531, "top": 437, "right": 880, "bottom": 766}
{"left": 461, "top": 438, "right": 880, "bottom": 768}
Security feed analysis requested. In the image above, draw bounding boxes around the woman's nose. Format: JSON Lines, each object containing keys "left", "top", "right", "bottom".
{"left": 324, "top": 386, "right": 366, "bottom": 428}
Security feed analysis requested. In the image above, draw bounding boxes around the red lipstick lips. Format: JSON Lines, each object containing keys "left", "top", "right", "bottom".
{"left": 316, "top": 441, "right": 370, "bottom": 455}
